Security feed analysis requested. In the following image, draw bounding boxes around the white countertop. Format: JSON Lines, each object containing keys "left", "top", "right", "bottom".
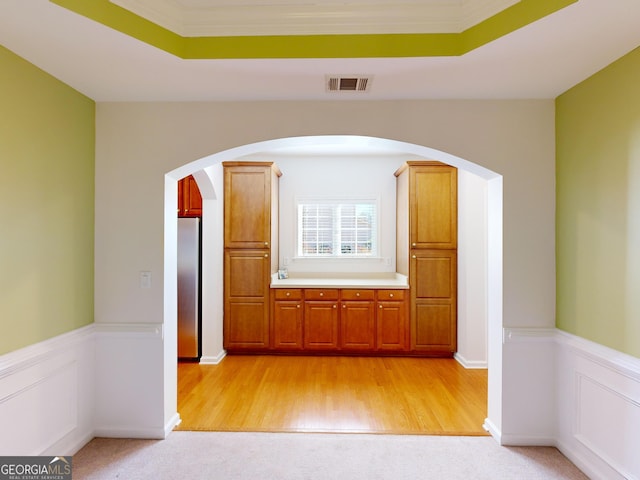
{"left": 270, "top": 273, "right": 409, "bottom": 289}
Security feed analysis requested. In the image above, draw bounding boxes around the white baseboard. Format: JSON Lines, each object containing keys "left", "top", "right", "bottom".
{"left": 93, "top": 425, "right": 169, "bottom": 440}
{"left": 0, "top": 325, "right": 95, "bottom": 456}
{"left": 483, "top": 417, "right": 500, "bottom": 443}
{"left": 499, "top": 433, "right": 557, "bottom": 447}
{"left": 454, "top": 352, "right": 487, "bottom": 369}
{"left": 165, "top": 412, "right": 182, "bottom": 437}
{"left": 200, "top": 350, "right": 226, "bottom": 365}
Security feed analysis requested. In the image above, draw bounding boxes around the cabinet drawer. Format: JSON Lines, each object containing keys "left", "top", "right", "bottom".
{"left": 377, "top": 289, "right": 405, "bottom": 301}
{"left": 341, "top": 289, "right": 375, "bottom": 301}
{"left": 305, "top": 289, "right": 339, "bottom": 300}
{"left": 273, "top": 289, "right": 303, "bottom": 300}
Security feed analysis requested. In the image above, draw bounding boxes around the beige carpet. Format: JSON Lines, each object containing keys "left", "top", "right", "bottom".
{"left": 72, "top": 432, "right": 588, "bottom": 479}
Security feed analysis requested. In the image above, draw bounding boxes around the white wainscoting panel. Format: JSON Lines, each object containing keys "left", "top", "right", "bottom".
{"left": 94, "top": 323, "right": 174, "bottom": 439}
{"left": 0, "top": 325, "right": 95, "bottom": 456}
{"left": 556, "top": 330, "right": 640, "bottom": 480}
{"left": 500, "top": 327, "right": 557, "bottom": 446}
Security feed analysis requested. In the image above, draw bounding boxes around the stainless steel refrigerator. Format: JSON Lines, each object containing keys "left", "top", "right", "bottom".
{"left": 177, "top": 217, "right": 201, "bottom": 360}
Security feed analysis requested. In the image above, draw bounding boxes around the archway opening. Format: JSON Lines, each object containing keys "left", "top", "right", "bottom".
{"left": 164, "top": 135, "right": 503, "bottom": 437}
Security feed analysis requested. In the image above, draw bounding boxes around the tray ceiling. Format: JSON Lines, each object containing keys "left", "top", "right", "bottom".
{"left": 0, "top": 0, "right": 639, "bottom": 101}
{"left": 109, "top": 0, "right": 520, "bottom": 36}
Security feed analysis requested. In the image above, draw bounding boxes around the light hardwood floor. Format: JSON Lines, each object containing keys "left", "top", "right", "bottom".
{"left": 177, "top": 355, "right": 488, "bottom": 435}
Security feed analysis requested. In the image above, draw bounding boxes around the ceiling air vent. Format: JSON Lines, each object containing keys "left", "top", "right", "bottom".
{"left": 327, "top": 76, "right": 372, "bottom": 93}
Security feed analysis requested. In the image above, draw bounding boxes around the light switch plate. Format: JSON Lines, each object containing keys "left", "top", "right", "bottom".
{"left": 140, "top": 271, "right": 152, "bottom": 288}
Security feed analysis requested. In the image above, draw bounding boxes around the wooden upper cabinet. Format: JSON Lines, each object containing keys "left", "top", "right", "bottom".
{"left": 223, "top": 162, "right": 281, "bottom": 249}
{"left": 183, "top": 175, "right": 202, "bottom": 217}
{"left": 178, "top": 175, "right": 202, "bottom": 217}
{"left": 411, "top": 163, "right": 457, "bottom": 249}
{"left": 396, "top": 161, "right": 457, "bottom": 250}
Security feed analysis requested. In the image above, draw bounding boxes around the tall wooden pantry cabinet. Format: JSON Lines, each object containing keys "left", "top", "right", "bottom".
{"left": 395, "top": 161, "right": 458, "bottom": 355}
{"left": 223, "top": 162, "right": 281, "bottom": 351}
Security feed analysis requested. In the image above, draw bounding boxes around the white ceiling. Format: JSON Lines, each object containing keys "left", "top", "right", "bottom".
{"left": 0, "top": 0, "right": 638, "bottom": 102}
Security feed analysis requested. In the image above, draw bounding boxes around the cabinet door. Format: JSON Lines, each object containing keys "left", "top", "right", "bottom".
{"left": 224, "top": 250, "right": 270, "bottom": 349}
{"left": 178, "top": 175, "right": 203, "bottom": 217}
{"left": 377, "top": 300, "right": 408, "bottom": 351}
{"left": 413, "top": 301, "right": 456, "bottom": 351}
{"left": 183, "top": 175, "right": 202, "bottom": 217}
{"left": 410, "top": 250, "right": 457, "bottom": 352}
{"left": 340, "top": 301, "right": 375, "bottom": 351}
{"left": 410, "top": 165, "right": 457, "bottom": 249}
{"left": 304, "top": 301, "right": 339, "bottom": 350}
{"left": 273, "top": 300, "right": 303, "bottom": 350}
{"left": 225, "top": 302, "right": 269, "bottom": 349}
{"left": 224, "top": 165, "right": 272, "bottom": 249}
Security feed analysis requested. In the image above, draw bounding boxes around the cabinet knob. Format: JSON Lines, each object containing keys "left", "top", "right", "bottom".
{"left": 265, "top": 242, "right": 269, "bottom": 246}
{"left": 286, "top": 292, "right": 290, "bottom": 296}
{"left": 379, "top": 305, "right": 383, "bottom": 309}
{"left": 356, "top": 292, "right": 360, "bottom": 297}
{"left": 265, "top": 254, "right": 269, "bottom": 258}
{"left": 342, "top": 304, "right": 346, "bottom": 308}
{"left": 333, "top": 304, "right": 337, "bottom": 309}
{"left": 297, "top": 304, "right": 300, "bottom": 309}
{"left": 389, "top": 293, "right": 394, "bottom": 298}
{"left": 319, "top": 292, "right": 324, "bottom": 297}
{"left": 412, "top": 242, "right": 416, "bottom": 247}
{"left": 412, "top": 255, "right": 416, "bottom": 259}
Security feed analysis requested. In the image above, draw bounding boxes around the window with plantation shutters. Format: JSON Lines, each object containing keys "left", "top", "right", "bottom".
{"left": 297, "top": 200, "right": 377, "bottom": 257}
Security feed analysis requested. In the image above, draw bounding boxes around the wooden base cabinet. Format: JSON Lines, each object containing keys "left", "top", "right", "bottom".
{"left": 225, "top": 302, "right": 269, "bottom": 349}
{"left": 270, "top": 288, "right": 408, "bottom": 354}
{"left": 340, "top": 300, "right": 376, "bottom": 351}
{"left": 413, "top": 302, "right": 456, "bottom": 351}
{"left": 303, "top": 289, "right": 339, "bottom": 350}
{"left": 410, "top": 250, "right": 457, "bottom": 353}
{"left": 304, "top": 301, "right": 339, "bottom": 350}
{"left": 340, "top": 289, "right": 375, "bottom": 351}
{"left": 223, "top": 249, "right": 271, "bottom": 350}
{"left": 376, "top": 289, "right": 407, "bottom": 351}
{"left": 377, "top": 305, "right": 407, "bottom": 351}
{"left": 272, "top": 289, "right": 303, "bottom": 350}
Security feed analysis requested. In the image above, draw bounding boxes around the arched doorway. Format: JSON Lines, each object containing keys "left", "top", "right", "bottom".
{"left": 164, "top": 135, "right": 503, "bottom": 437}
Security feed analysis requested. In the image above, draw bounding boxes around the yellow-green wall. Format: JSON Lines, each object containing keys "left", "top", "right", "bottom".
{"left": 556, "top": 46, "right": 640, "bottom": 357}
{"left": 0, "top": 45, "right": 95, "bottom": 355}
